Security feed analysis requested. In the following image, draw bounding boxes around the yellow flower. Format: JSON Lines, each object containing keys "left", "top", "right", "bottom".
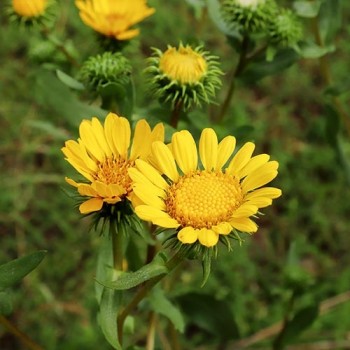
{"left": 130, "top": 128, "right": 281, "bottom": 248}
{"left": 75, "top": 0, "right": 155, "bottom": 41}
{"left": 12, "top": 0, "right": 48, "bottom": 17}
{"left": 159, "top": 45, "right": 207, "bottom": 84}
{"left": 62, "top": 113, "right": 164, "bottom": 214}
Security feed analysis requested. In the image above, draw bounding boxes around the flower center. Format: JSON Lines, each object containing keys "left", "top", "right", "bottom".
{"left": 159, "top": 46, "right": 207, "bottom": 84}
{"left": 165, "top": 171, "right": 243, "bottom": 228}
{"left": 94, "top": 156, "right": 134, "bottom": 194}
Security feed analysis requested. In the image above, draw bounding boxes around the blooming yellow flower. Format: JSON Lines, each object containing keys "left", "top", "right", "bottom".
{"left": 129, "top": 129, "right": 281, "bottom": 247}
{"left": 12, "top": 0, "right": 48, "bottom": 17}
{"left": 75, "top": 0, "right": 155, "bottom": 41}
{"left": 62, "top": 113, "right": 164, "bottom": 214}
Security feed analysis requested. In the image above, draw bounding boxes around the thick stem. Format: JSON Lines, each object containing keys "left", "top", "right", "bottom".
{"left": 170, "top": 100, "right": 183, "bottom": 129}
{"left": 0, "top": 316, "right": 44, "bottom": 350}
{"left": 146, "top": 312, "right": 157, "bottom": 350}
{"left": 217, "top": 35, "right": 250, "bottom": 122}
{"left": 117, "top": 253, "right": 184, "bottom": 342}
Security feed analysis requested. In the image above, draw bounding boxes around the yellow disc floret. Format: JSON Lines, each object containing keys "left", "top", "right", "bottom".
{"left": 166, "top": 171, "right": 243, "bottom": 228}
{"left": 159, "top": 45, "right": 208, "bottom": 84}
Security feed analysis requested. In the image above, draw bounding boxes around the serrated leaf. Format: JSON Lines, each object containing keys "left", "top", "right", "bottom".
{"left": 0, "top": 290, "right": 13, "bottom": 316}
{"left": 98, "top": 253, "right": 168, "bottom": 290}
{"left": 149, "top": 287, "right": 185, "bottom": 332}
{"left": 98, "top": 288, "right": 122, "bottom": 350}
{"left": 56, "top": 69, "right": 85, "bottom": 90}
{"left": 0, "top": 251, "right": 46, "bottom": 290}
{"left": 176, "top": 292, "right": 240, "bottom": 341}
{"left": 206, "top": 0, "right": 241, "bottom": 38}
{"left": 293, "top": 1, "right": 321, "bottom": 18}
{"left": 274, "top": 304, "right": 319, "bottom": 348}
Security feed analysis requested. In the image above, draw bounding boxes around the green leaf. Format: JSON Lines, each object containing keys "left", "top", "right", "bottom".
{"left": 240, "top": 48, "right": 299, "bottom": 83}
{"left": 274, "top": 304, "right": 319, "bottom": 348}
{"left": 296, "top": 41, "right": 335, "bottom": 59}
{"left": 0, "top": 290, "right": 13, "bottom": 316}
{"left": 325, "top": 78, "right": 350, "bottom": 97}
{"left": 206, "top": 0, "right": 241, "bottom": 38}
{"left": 98, "top": 253, "right": 168, "bottom": 290}
{"left": 318, "top": 0, "right": 341, "bottom": 44}
{"left": 293, "top": 1, "right": 321, "bottom": 18}
{"left": 25, "top": 120, "right": 69, "bottom": 141}
{"left": 56, "top": 69, "right": 85, "bottom": 90}
{"left": 98, "top": 288, "right": 122, "bottom": 350}
{"left": 0, "top": 251, "right": 46, "bottom": 290}
{"left": 148, "top": 287, "right": 185, "bottom": 332}
{"left": 176, "top": 292, "right": 240, "bottom": 342}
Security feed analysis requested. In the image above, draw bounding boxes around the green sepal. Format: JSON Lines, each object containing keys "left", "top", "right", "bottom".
{"left": 0, "top": 250, "right": 46, "bottom": 290}
{"left": 97, "top": 253, "right": 169, "bottom": 291}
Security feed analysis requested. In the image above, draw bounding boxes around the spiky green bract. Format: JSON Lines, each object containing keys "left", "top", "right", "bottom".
{"left": 145, "top": 46, "right": 223, "bottom": 111}
{"left": 268, "top": 8, "right": 303, "bottom": 47}
{"left": 221, "top": 0, "right": 278, "bottom": 34}
{"left": 79, "top": 52, "right": 132, "bottom": 94}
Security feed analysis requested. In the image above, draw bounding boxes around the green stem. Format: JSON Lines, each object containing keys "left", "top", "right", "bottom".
{"left": 117, "top": 253, "right": 184, "bottom": 343}
{"left": 146, "top": 312, "right": 157, "bottom": 350}
{"left": 0, "top": 316, "right": 44, "bottom": 350}
{"left": 217, "top": 35, "right": 250, "bottom": 122}
{"left": 111, "top": 222, "right": 124, "bottom": 272}
{"left": 170, "top": 100, "right": 183, "bottom": 129}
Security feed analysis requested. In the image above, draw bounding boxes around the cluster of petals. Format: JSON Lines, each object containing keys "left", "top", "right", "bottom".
{"left": 75, "top": 0, "right": 155, "bottom": 41}
{"left": 129, "top": 128, "right": 281, "bottom": 247}
{"left": 61, "top": 113, "right": 164, "bottom": 214}
{"left": 12, "top": 0, "right": 48, "bottom": 17}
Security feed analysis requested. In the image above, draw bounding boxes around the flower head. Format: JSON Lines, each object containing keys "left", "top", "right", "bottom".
{"left": 75, "top": 0, "right": 155, "bottom": 42}
{"left": 130, "top": 128, "right": 281, "bottom": 248}
{"left": 221, "top": 0, "right": 277, "bottom": 34}
{"left": 146, "top": 44, "right": 222, "bottom": 111}
{"left": 12, "top": 0, "right": 48, "bottom": 17}
{"left": 62, "top": 113, "right": 164, "bottom": 215}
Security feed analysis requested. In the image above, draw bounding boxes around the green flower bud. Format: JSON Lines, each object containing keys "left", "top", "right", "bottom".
{"left": 145, "top": 43, "right": 223, "bottom": 111}
{"left": 221, "top": 0, "right": 278, "bottom": 34}
{"left": 268, "top": 9, "right": 303, "bottom": 47}
{"left": 79, "top": 52, "right": 132, "bottom": 94}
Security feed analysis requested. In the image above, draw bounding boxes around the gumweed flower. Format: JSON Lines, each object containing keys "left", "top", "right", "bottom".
{"left": 12, "top": 0, "right": 48, "bottom": 17}
{"left": 146, "top": 44, "right": 222, "bottom": 111}
{"left": 130, "top": 128, "right": 281, "bottom": 249}
{"left": 75, "top": 0, "right": 155, "bottom": 42}
{"left": 221, "top": 0, "right": 278, "bottom": 34}
{"left": 79, "top": 52, "right": 132, "bottom": 94}
{"left": 62, "top": 113, "right": 164, "bottom": 215}
{"left": 268, "top": 9, "right": 302, "bottom": 47}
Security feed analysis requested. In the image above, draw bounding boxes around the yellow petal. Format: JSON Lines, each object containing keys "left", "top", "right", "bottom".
{"left": 231, "top": 204, "right": 258, "bottom": 218}
{"left": 227, "top": 142, "right": 255, "bottom": 175}
{"left": 91, "top": 117, "right": 112, "bottom": 157}
{"left": 151, "top": 141, "right": 179, "bottom": 182}
{"left": 79, "top": 198, "right": 103, "bottom": 214}
{"left": 245, "top": 187, "right": 282, "bottom": 200}
{"left": 198, "top": 228, "right": 219, "bottom": 247}
{"left": 104, "top": 113, "right": 119, "bottom": 155}
{"left": 199, "top": 128, "right": 218, "bottom": 170}
{"left": 242, "top": 161, "right": 279, "bottom": 193}
{"left": 113, "top": 116, "right": 131, "bottom": 159}
{"left": 77, "top": 184, "right": 98, "bottom": 197}
{"left": 116, "top": 28, "right": 140, "bottom": 41}
{"left": 237, "top": 154, "right": 270, "bottom": 179}
{"left": 62, "top": 140, "right": 97, "bottom": 172}
{"left": 135, "top": 205, "right": 179, "bottom": 228}
{"left": 133, "top": 184, "right": 166, "bottom": 210}
{"left": 177, "top": 227, "right": 198, "bottom": 244}
{"left": 171, "top": 130, "right": 198, "bottom": 174}
{"left": 135, "top": 159, "right": 169, "bottom": 190}
{"left": 79, "top": 119, "right": 105, "bottom": 162}
{"left": 247, "top": 197, "right": 272, "bottom": 208}
{"left": 212, "top": 222, "right": 232, "bottom": 235}
{"left": 65, "top": 177, "right": 79, "bottom": 187}
{"left": 216, "top": 136, "right": 236, "bottom": 170}
{"left": 150, "top": 123, "right": 165, "bottom": 143}
{"left": 130, "top": 119, "right": 151, "bottom": 160}
{"left": 230, "top": 217, "right": 258, "bottom": 233}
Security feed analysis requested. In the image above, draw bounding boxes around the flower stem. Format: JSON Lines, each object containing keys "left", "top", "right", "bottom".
{"left": 216, "top": 35, "right": 250, "bottom": 122}
{"left": 170, "top": 100, "right": 184, "bottom": 128}
{"left": 111, "top": 221, "right": 124, "bottom": 272}
{"left": 117, "top": 253, "right": 184, "bottom": 343}
{"left": 146, "top": 312, "right": 157, "bottom": 350}
{"left": 0, "top": 316, "right": 44, "bottom": 350}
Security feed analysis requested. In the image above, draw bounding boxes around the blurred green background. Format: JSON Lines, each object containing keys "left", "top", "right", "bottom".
{"left": 1, "top": 0, "right": 350, "bottom": 349}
